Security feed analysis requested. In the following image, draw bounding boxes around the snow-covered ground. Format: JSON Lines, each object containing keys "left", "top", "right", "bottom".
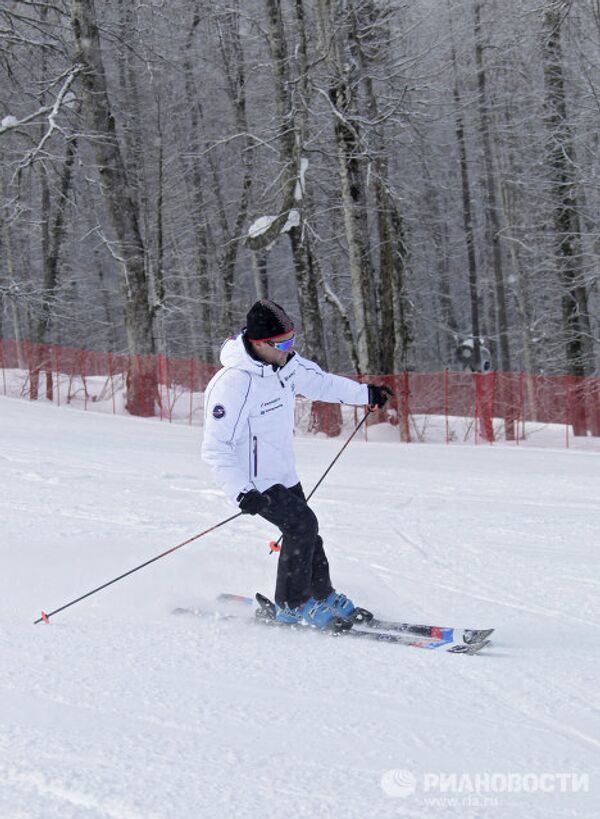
{"left": 1, "top": 395, "right": 599, "bottom": 818}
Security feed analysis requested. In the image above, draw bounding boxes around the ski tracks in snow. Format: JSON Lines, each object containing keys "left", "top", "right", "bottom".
{"left": 0, "top": 764, "right": 158, "bottom": 819}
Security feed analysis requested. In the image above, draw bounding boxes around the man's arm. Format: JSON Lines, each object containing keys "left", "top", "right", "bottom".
{"left": 293, "top": 354, "right": 370, "bottom": 405}
{"left": 201, "top": 369, "right": 255, "bottom": 503}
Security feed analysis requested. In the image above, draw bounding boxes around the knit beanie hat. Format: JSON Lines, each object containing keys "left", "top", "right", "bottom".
{"left": 246, "top": 299, "right": 294, "bottom": 341}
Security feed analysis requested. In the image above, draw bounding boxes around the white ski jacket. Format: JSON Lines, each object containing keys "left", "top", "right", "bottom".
{"left": 201, "top": 333, "right": 369, "bottom": 504}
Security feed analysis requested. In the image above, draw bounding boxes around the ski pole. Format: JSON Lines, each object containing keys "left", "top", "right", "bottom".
{"left": 268, "top": 407, "right": 373, "bottom": 553}
{"left": 34, "top": 511, "right": 243, "bottom": 624}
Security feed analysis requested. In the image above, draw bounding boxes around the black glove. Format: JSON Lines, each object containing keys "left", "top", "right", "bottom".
{"left": 368, "top": 383, "right": 394, "bottom": 409}
{"left": 237, "top": 489, "right": 271, "bottom": 515}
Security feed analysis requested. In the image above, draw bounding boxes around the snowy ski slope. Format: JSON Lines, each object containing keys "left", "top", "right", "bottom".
{"left": 1, "top": 395, "right": 599, "bottom": 818}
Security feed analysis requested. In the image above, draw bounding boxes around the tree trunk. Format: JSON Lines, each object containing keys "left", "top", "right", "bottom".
{"left": 287, "top": 0, "right": 327, "bottom": 365}
{"left": 316, "top": 0, "right": 378, "bottom": 375}
{"left": 542, "top": 1, "right": 594, "bottom": 433}
{"left": 289, "top": 226, "right": 328, "bottom": 364}
{"left": 498, "top": 99, "right": 537, "bottom": 378}
{"left": 70, "top": 0, "right": 156, "bottom": 416}
{"left": 452, "top": 40, "right": 482, "bottom": 372}
{"left": 117, "top": 0, "right": 145, "bottom": 218}
{"left": 244, "top": 2, "right": 299, "bottom": 257}
{"left": 419, "top": 146, "right": 458, "bottom": 365}
{"left": 217, "top": 6, "right": 254, "bottom": 334}
{"left": 320, "top": 257, "right": 361, "bottom": 374}
{"left": 244, "top": 0, "right": 302, "bottom": 290}
{"left": 149, "top": 98, "right": 166, "bottom": 357}
{"left": 351, "top": 4, "right": 412, "bottom": 374}
{"left": 183, "top": 5, "right": 212, "bottom": 358}
{"left": 38, "top": 137, "right": 77, "bottom": 400}
{"left": 389, "top": 204, "right": 412, "bottom": 372}
{"left": 36, "top": 138, "right": 77, "bottom": 347}
{"left": 0, "top": 176, "right": 25, "bottom": 367}
{"left": 252, "top": 249, "right": 269, "bottom": 300}
{"left": 474, "top": 2, "right": 511, "bottom": 373}
{"left": 474, "top": 1, "right": 514, "bottom": 438}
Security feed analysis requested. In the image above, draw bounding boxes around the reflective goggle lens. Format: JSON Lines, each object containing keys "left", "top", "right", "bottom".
{"left": 267, "top": 335, "right": 295, "bottom": 351}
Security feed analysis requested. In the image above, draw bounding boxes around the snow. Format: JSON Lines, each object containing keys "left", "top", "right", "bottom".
{"left": 281, "top": 208, "right": 299, "bottom": 232}
{"left": 62, "top": 91, "right": 77, "bottom": 111}
{"left": 1, "top": 115, "right": 19, "bottom": 129}
{"left": 247, "top": 209, "right": 299, "bottom": 240}
{"left": 1, "top": 394, "right": 599, "bottom": 818}
{"left": 294, "top": 157, "right": 309, "bottom": 201}
{"left": 247, "top": 214, "right": 276, "bottom": 238}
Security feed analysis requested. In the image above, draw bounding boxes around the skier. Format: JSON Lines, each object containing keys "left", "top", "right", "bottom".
{"left": 201, "top": 299, "right": 392, "bottom": 629}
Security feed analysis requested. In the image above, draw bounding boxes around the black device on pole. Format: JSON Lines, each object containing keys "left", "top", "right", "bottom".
{"left": 34, "top": 511, "right": 243, "bottom": 624}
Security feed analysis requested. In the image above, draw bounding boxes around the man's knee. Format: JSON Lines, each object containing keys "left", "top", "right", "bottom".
{"left": 284, "top": 504, "right": 318, "bottom": 539}
{"left": 265, "top": 484, "right": 318, "bottom": 538}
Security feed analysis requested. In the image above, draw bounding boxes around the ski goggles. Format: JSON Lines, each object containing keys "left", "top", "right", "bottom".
{"left": 266, "top": 335, "right": 296, "bottom": 351}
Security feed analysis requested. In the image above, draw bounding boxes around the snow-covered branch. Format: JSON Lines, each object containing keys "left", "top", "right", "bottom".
{"left": 1, "top": 64, "right": 82, "bottom": 191}
{"left": 10, "top": 66, "right": 82, "bottom": 171}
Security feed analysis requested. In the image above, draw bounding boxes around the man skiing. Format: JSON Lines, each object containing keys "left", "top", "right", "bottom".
{"left": 201, "top": 299, "right": 392, "bottom": 629}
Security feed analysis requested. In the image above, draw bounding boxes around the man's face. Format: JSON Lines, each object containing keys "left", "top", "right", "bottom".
{"left": 251, "top": 330, "right": 295, "bottom": 367}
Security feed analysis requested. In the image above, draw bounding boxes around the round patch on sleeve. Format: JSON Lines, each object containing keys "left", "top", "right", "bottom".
{"left": 212, "top": 404, "right": 226, "bottom": 419}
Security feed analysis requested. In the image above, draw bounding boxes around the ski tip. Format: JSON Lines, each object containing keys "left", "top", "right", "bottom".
{"left": 449, "top": 638, "right": 492, "bottom": 655}
{"left": 463, "top": 628, "right": 495, "bottom": 644}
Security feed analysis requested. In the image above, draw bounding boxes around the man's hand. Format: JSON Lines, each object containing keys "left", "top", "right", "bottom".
{"left": 237, "top": 489, "right": 271, "bottom": 515}
{"left": 367, "top": 383, "right": 394, "bottom": 409}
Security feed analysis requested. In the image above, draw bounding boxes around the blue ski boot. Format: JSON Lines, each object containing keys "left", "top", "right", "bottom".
{"left": 275, "top": 597, "right": 340, "bottom": 630}
{"left": 322, "top": 590, "right": 355, "bottom": 619}
{"left": 300, "top": 597, "right": 337, "bottom": 629}
{"left": 274, "top": 602, "right": 304, "bottom": 625}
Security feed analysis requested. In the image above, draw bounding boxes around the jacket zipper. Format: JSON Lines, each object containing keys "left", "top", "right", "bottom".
{"left": 252, "top": 435, "right": 258, "bottom": 477}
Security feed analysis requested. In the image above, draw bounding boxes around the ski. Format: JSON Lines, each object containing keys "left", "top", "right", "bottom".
{"left": 174, "top": 594, "right": 492, "bottom": 655}
{"left": 217, "top": 592, "right": 494, "bottom": 646}
{"left": 250, "top": 593, "right": 491, "bottom": 654}
{"left": 352, "top": 610, "right": 494, "bottom": 645}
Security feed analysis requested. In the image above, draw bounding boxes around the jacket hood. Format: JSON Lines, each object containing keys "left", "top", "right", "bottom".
{"left": 219, "top": 332, "right": 278, "bottom": 377}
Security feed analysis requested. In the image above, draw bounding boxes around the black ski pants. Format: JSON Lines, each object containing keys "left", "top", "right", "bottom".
{"left": 259, "top": 482, "right": 333, "bottom": 609}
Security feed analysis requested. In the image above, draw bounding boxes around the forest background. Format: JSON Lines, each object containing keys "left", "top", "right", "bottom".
{"left": 1, "top": 0, "right": 598, "bottom": 405}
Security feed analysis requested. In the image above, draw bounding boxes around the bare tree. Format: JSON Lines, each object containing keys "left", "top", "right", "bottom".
{"left": 542, "top": 0, "right": 595, "bottom": 432}
{"left": 315, "top": 0, "right": 379, "bottom": 374}
{"left": 450, "top": 28, "right": 482, "bottom": 371}
{"left": 350, "top": 1, "right": 412, "bottom": 371}
{"left": 0, "top": 0, "right": 599, "bottom": 429}
{"left": 70, "top": 0, "right": 156, "bottom": 415}
{"left": 542, "top": 2, "right": 594, "bottom": 373}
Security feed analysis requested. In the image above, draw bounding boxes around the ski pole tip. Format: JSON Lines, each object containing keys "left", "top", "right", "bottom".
{"left": 268, "top": 540, "right": 281, "bottom": 554}
{"left": 41, "top": 611, "right": 50, "bottom": 624}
